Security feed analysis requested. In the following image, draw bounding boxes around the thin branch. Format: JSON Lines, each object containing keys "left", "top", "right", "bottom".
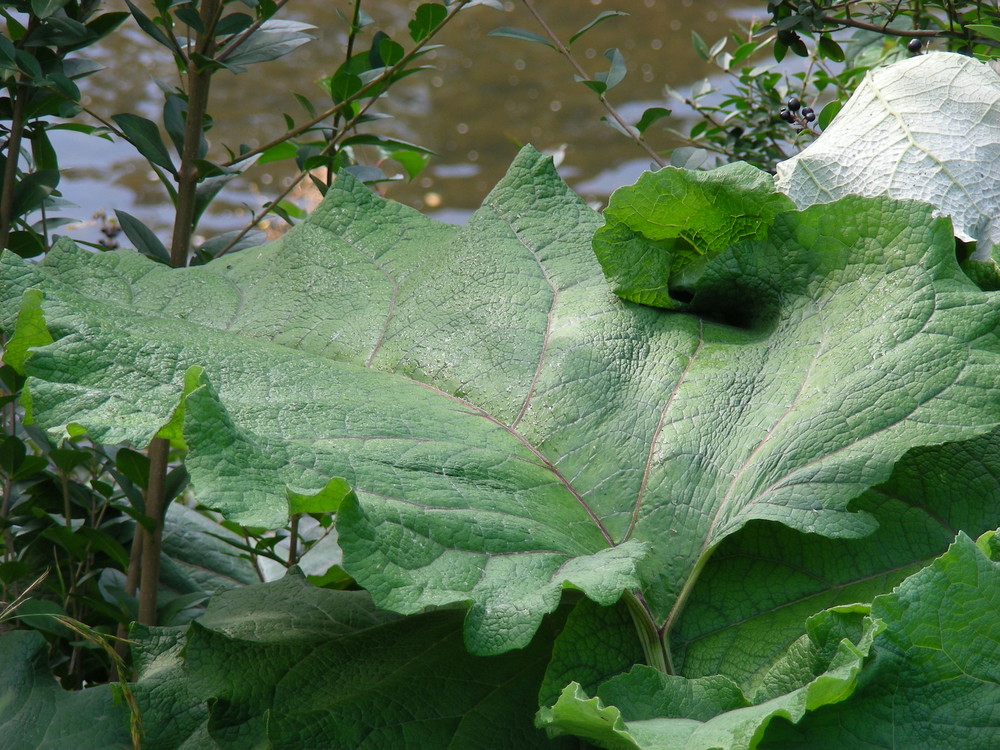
{"left": 219, "top": 0, "right": 471, "bottom": 169}
{"left": 816, "top": 13, "right": 940, "bottom": 36}
{"left": 519, "top": 0, "right": 667, "bottom": 168}
{"left": 137, "top": 437, "right": 169, "bottom": 625}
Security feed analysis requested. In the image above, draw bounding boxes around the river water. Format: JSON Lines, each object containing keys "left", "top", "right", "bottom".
{"left": 59, "top": 0, "right": 759, "bottom": 244}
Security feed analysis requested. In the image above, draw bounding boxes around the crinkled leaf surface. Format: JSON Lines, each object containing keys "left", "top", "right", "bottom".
{"left": 760, "top": 532, "right": 1000, "bottom": 749}
{"left": 593, "top": 162, "right": 794, "bottom": 308}
{"left": 674, "top": 427, "right": 1000, "bottom": 691}
{"left": 539, "top": 605, "right": 878, "bottom": 750}
{"left": 539, "top": 428, "right": 1000, "bottom": 726}
{"left": 3, "top": 147, "right": 1000, "bottom": 657}
{"left": 130, "top": 569, "right": 572, "bottom": 750}
{"left": 0, "top": 630, "right": 130, "bottom": 749}
{"left": 775, "top": 52, "right": 1000, "bottom": 248}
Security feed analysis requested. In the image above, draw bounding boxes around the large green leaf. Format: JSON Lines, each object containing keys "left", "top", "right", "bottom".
{"left": 674, "top": 427, "right": 1000, "bottom": 691}
{"left": 0, "top": 630, "right": 130, "bottom": 749}
{"left": 130, "top": 569, "right": 573, "bottom": 749}
{"left": 538, "top": 531, "right": 1000, "bottom": 750}
{"left": 538, "top": 605, "right": 878, "bottom": 750}
{"left": 760, "top": 531, "right": 1000, "bottom": 748}
{"left": 775, "top": 52, "right": 1000, "bottom": 249}
{"left": 539, "top": 431, "right": 1000, "bottom": 722}
{"left": 3, "top": 147, "right": 1000, "bottom": 659}
{"left": 593, "top": 162, "right": 794, "bottom": 308}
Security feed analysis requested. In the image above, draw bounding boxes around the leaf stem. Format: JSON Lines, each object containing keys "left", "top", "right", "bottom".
{"left": 662, "top": 543, "right": 717, "bottom": 642}
{"left": 168, "top": 0, "right": 220, "bottom": 266}
{"left": 623, "top": 590, "right": 673, "bottom": 674}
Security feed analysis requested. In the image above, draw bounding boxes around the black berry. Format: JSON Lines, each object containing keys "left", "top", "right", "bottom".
{"left": 801, "top": 107, "right": 815, "bottom": 122}
{"left": 779, "top": 108, "right": 795, "bottom": 123}
{"left": 907, "top": 38, "right": 922, "bottom": 53}
{"left": 787, "top": 96, "right": 801, "bottom": 112}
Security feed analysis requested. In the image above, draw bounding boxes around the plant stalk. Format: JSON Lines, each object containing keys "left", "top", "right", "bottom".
{"left": 0, "top": 80, "right": 30, "bottom": 250}
{"left": 137, "top": 437, "right": 169, "bottom": 625}
{"left": 623, "top": 590, "right": 672, "bottom": 674}
{"left": 136, "top": 0, "right": 222, "bottom": 631}
{"left": 167, "top": 0, "right": 220, "bottom": 266}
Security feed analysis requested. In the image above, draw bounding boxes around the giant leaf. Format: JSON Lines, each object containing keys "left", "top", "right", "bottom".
{"left": 593, "top": 162, "right": 794, "bottom": 308}
{"left": 0, "top": 630, "right": 131, "bottom": 749}
{"left": 674, "top": 427, "right": 1000, "bottom": 690}
{"left": 541, "top": 528, "right": 1000, "bottom": 750}
{"left": 760, "top": 531, "right": 1000, "bottom": 748}
{"left": 3, "top": 147, "right": 1000, "bottom": 660}
{"left": 130, "top": 569, "right": 573, "bottom": 749}
{"left": 775, "top": 52, "right": 1000, "bottom": 249}
{"left": 538, "top": 606, "right": 878, "bottom": 750}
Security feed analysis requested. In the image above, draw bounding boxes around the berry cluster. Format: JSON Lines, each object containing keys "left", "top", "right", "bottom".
{"left": 778, "top": 96, "right": 816, "bottom": 129}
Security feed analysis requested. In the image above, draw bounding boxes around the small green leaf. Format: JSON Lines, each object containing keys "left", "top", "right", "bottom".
{"left": 817, "top": 35, "right": 845, "bottom": 62}
{"left": 569, "top": 10, "right": 628, "bottom": 45}
{"left": 377, "top": 36, "right": 404, "bottom": 67}
{"left": 162, "top": 93, "right": 186, "bottom": 158}
{"left": 111, "top": 113, "right": 176, "bottom": 175}
{"left": 115, "top": 209, "right": 170, "bottom": 264}
{"left": 340, "top": 133, "right": 435, "bottom": 155}
{"left": 115, "top": 447, "right": 151, "bottom": 489}
{"left": 0, "top": 436, "right": 26, "bottom": 474}
{"left": 123, "top": 0, "right": 177, "bottom": 51}
{"left": 11, "top": 169, "right": 58, "bottom": 217}
{"left": 327, "top": 69, "right": 362, "bottom": 103}
{"left": 29, "top": 129, "right": 58, "bottom": 171}
{"left": 598, "top": 48, "right": 626, "bottom": 91}
{"left": 709, "top": 36, "right": 727, "bottom": 59}
{"left": 409, "top": 2, "right": 447, "bottom": 43}
{"left": 389, "top": 148, "right": 430, "bottom": 180}
{"left": 219, "top": 20, "right": 314, "bottom": 72}
{"left": 48, "top": 447, "right": 89, "bottom": 473}
{"left": 5, "top": 230, "right": 46, "bottom": 259}
{"left": 30, "top": 0, "right": 69, "bottom": 21}
{"left": 817, "top": 99, "right": 841, "bottom": 129}
{"left": 966, "top": 24, "right": 1000, "bottom": 43}
{"left": 488, "top": 26, "right": 554, "bottom": 50}
{"left": 635, "top": 106, "right": 671, "bottom": 135}
{"left": 173, "top": 5, "right": 204, "bottom": 32}
{"left": 258, "top": 141, "right": 298, "bottom": 165}
{"left": 691, "top": 29, "right": 710, "bottom": 61}
{"left": 216, "top": 12, "right": 254, "bottom": 36}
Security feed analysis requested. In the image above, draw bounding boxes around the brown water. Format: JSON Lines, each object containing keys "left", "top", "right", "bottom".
{"left": 62, "top": 0, "right": 759, "bottom": 243}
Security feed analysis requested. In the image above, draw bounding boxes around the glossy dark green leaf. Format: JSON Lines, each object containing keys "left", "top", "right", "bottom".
{"left": 115, "top": 209, "right": 170, "bottom": 264}
{"left": 111, "top": 112, "right": 176, "bottom": 175}
{"left": 124, "top": 0, "right": 177, "bottom": 51}
{"left": 10, "top": 169, "right": 58, "bottom": 217}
